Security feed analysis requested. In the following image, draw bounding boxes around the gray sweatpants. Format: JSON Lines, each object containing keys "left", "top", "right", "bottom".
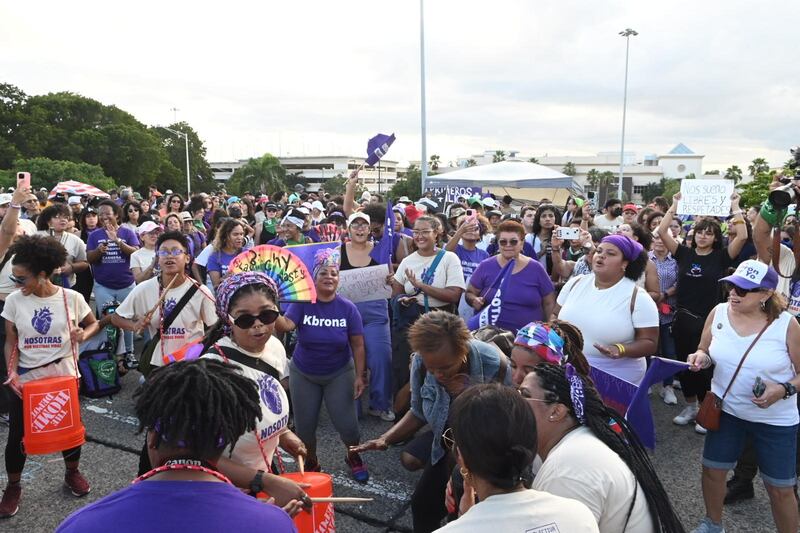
{"left": 289, "top": 359, "right": 361, "bottom": 460}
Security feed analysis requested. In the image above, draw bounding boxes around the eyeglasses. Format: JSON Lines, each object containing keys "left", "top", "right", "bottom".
{"left": 231, "top": 309, "right": 280, "bottom": 329}
{"left": 9, "top": 274, "right": 29, "bottom": 285}
{"left": 412, "top": 229, "right": 434, "bottom": 236}
{"left": 724, "top": 282, "right": 762, "bottom": 298}
{"left": 498, "top": 239, "right": 520, "bottom": 247}
{"left": 442, "top": 427, "right": 455, "bottom": 450}
{"left": 517, "top": 388, "right": 551, "bottom": 403}
{"left": 156, "top": 249, "right": 186, "bottom": 257}
{"left": 51, "top": 214, "right": 70, "bottom": 220}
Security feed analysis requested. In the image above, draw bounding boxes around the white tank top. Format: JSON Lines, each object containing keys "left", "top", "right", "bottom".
{"left": 709, "top": 303, "right": 798, "bottom": 426}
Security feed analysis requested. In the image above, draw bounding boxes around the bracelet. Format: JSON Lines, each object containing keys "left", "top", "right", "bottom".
{"left": 614, "top": 343, "right": 626, "bottom": 356}
{"left": 9, "top": 203, "right": 20, "bottom": 209}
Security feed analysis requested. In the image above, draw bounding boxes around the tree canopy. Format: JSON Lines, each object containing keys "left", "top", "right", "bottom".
{"left": 227, "top": 153, "right": 286, "bottom": 195}
{"left": 389, "top": 165, "right": 421, "bottom": 200}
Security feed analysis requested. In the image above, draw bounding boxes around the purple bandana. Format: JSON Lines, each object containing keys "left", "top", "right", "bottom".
{"left": 601, "top": 234, "right": 644, "bottom": 262}
{"left": 565, "top": 363, "right": 586, "bottom": 425}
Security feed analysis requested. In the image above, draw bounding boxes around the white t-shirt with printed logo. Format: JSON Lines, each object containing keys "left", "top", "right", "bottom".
{"left": 115, "top": 277, "right": 218, "bottom": 366}
{"left": 393, "top": 250, "right": 466, "bottom": 308}
{"left": 202, "top": 336, "right": 290, "bottom": 470}
{"left": 2, "top": 287, "right": 92, "bottom": 373}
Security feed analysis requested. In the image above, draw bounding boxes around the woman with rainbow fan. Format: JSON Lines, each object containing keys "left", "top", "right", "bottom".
{"left": 276, "top": 247, "right": 369, "bottom": 482}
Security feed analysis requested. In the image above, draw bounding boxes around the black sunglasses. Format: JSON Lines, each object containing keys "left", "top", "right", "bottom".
{"left": 723, "top": 282, "right": 761, "bottom": 298}
{"left": 231, "top": 309, "right": 280, "bottom": 329}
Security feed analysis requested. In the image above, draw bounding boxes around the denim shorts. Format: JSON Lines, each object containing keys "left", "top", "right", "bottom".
{"left": 703, "top": 411, "right": 799, "bottom": 487}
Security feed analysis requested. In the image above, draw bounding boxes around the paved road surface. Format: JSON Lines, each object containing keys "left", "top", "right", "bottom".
{"left": 0, "top": 373, "right": 779, "bottom": 532}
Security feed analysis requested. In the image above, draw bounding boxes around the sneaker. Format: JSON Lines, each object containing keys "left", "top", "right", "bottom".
{"left": 367, "top": 408, "right": 396, "bottom": 422}
{"left": 695, "top": 423, "right": 708, "bottom": 435}
{"left": 123, "top": 352, "right": 139, "bottom": 370}
{"left": 64, "top": 469, "right": 91, "bottom": 497}
{"left": 660, "top": 386, "right": 678, "bottom": 405}
{"left": 0, "top": 484, "right": 21, "bottom": 518}
{"left": 673, "top": 404, "right": 698, "bottom": 426}
{"left": 345, "top": 453, "right": 369, "bottom": 483}
{"left": 690, "top": 516, "right": 725, "bottom": 533}
{"left": 673, "top": 379, "right": 682, "bottom": 390}
{"left": 724, "top": 480, "right": 754, "bottom": 504}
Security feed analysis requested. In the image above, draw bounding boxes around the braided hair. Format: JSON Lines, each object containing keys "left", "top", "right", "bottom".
{"left": 532, "top": 363, "right": 686, "bottom": 533}
{"left": 134, "top": 359, "right": 262, "bottom": 460}
{"left": 547, "top": 320, "right": 591, "bottom": 376}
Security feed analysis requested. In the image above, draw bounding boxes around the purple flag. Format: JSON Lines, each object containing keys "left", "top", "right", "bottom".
{"left": 467, "top": 260, "right": 514, "bottom": 331}
{"left": 626, "top": 357, "right": 690, "bottom": 449}
{"left": 285, "top": 242, "right": 340, "bottom": 273}
{"left": 365, "top": 133, "right": 396, "bottom": 166}
{"left": 590, "top": 367, "right": 638, "bottom": 418}
{"left": 370, "top": 200, "right": 394, "bottom": 265}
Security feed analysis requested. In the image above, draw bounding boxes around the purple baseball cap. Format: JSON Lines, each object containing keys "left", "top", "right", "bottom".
{"left": 720, "top": 260, "right": 778, "bottom": 290}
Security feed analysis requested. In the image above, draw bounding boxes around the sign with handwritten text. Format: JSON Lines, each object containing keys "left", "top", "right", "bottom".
{"left": 338, "top": 264, "right": 392, "bottom": 303}
{"left": 677, "top": 179, "right": 734, "bottom": 217}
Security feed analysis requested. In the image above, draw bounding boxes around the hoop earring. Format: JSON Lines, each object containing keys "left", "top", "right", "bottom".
{"left": 460, "top": 467, "right": 470, "bottom": 479}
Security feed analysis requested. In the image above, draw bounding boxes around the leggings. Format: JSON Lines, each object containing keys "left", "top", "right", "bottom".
{"left": 289, "top": 359, "right": 360, "bottom": 460}
{"left": 672, "top": 310, "right": 712, "bottom": 400}
{"left": 5, "top": 394, "right": 81, "bottom": 474}
{"left": 93, "top": 281, "right": 135, "bottom": 354}
{"left": 411, "top": 454, "right": 453, "bottom": 533}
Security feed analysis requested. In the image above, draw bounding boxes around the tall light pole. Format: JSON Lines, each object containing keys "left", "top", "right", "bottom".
{"left": 160, "top": 126, "right": 191, "bottom": 198}
{"left": 419, "top": 0, "right": 428, "bottom": 196}
{"left": 617, "top": 28, "right": 637, "bottom": 201}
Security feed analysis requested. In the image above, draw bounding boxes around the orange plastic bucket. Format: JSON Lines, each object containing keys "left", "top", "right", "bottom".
{"left": 282, "top": 472, "right": 336, "bottom": 533}
{"left": 22, "top": 376, "right": 85, "bottom": 455}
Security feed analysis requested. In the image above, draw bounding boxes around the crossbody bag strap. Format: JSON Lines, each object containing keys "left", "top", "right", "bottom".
{"left": 720, "top": 319, "right": 773, "bottom": 401}
{"left": 213, "top": 344, "right": 281, "bottom": 381}
{"left": 629, "top": 283, "right": 638, "bottom": 314}
{"left": 422, "top": 249, "right": 447, "bottom": 312}
{"left": 162, "top": 284, "right": 199, "bottom": 332}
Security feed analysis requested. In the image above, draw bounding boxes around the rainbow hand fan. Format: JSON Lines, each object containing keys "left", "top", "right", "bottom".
{"left": 229, "top": 245, "right": 317, "bottom": 302}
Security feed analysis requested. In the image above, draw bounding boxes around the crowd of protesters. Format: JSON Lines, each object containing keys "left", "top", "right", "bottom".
{"left": 0, "top": 170, "right": 798, "bottom": 533}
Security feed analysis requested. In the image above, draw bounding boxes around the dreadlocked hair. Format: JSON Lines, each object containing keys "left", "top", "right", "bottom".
{"left": 546, "top": 320, "right": 591, "bottom": 376}
{"left": 201, "top": 282, "right": 280, "bottom": 353}
{"left": 134, "top": 359, "right": 262, "bottom": 461}
{"left": 533, "top": 363, "right": 687, "bottom": 533}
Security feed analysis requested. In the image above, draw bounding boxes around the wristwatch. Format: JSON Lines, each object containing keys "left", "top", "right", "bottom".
{"left": 249, "top": 469, "right": 265, "bottom": 494}
{"left": 782, "top": 382, "right": 797, "bottom": 400}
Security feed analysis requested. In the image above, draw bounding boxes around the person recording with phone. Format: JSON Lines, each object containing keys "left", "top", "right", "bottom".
{"left": 685, "top": 261, "right": 800, "bottom": 533}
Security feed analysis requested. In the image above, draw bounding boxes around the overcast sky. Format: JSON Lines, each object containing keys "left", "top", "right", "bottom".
{"left": 2, "top": 1, "right": 798, "bottom": 171}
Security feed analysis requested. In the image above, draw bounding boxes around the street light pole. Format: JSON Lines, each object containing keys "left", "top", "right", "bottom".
{"left": 160, "top": 126, "right": 191, "bottom": 198}
{"left": 419, "top": 0, "right": 428, "bottom": 196}
{"left": 617, "top": 28, "right": 637, "bottom": 202}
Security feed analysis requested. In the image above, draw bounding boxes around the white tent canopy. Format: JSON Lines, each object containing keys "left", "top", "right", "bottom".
{"left": 426, "top": 161, "right": 582, "bottom": 192}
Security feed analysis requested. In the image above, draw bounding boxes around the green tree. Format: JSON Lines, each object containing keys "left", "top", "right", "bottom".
{"left": 528, "top": 157, "right": 539, "bottom": 164}
{"left": 641, "top": 181, "right": 664, "bottom": 203}
{"left": 0, "top": 83, "right": 27, "bottom": 168}
{"left": 663, "top": 179, "right": 681, "bottom": 201}
{"left": 323, "top": 173, "right": 366, "bottom": 197}
{"left": 683, "top": 173, "right": 696, "bottom": 180}
{"left": 227, "top": 153, "right": 286, "bottom": 195}
{"left": 748, "top": 158, "right": 770, "bottom": 177}
{"left": 737, "top": 170, "right": 775, "bottom": 208}
{"left": 429, "top": 154, "right": 440, "bottom": 171}
{"left": 724, "top": 165, "right": 743, "bottom": 185}
{"left": 704, "top": 170, "right": 720, "bottom": 175}
{"left": 466, "top": 159, "right": 477, "bottom": 167}
{"left": 492, "top": 151, "right": 506, "bottom": 163}
{"left": 151, "top": 122, "right": 215, "bottom": 193}
{"left": 562, "top": 161, "right": 576, "bottom": 176}
{"left": 389, "top": 165, "right": 421, "bottom": 199}
{"left": 5, "top": 157, "right": 115, "bottom": 191}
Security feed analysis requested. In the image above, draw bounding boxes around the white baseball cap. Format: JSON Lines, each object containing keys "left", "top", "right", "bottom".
{"left": 311, "top": 200, "right": 325, "bottom": 213}
{"left": 68, "top": 196, "right": 82, "bottom": 206}
{"left": 482, "top": 197, "right": 497, "bottom": 208}
{"left": 137, "top": 221, "right": 162, "bottom": 235}
{"left": 347, "top": 212, "right": 370, "bottom": 226}
{"left": 0, "top": 194, "right": 11, "bottom": 206}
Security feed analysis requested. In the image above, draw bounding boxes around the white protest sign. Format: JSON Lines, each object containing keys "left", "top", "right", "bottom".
{"left": 677, "top": 179, "right": 734, "bottom": 217}
{"left": 337, "top": 264, "right": 392, "bottom": 303}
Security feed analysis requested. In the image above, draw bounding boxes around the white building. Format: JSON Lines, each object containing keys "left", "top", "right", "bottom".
{"left": 210, "top": 156, "right": 405, "bottom": 193}
{"left": 456, "top": 144, "right": 705, "bottom": 203}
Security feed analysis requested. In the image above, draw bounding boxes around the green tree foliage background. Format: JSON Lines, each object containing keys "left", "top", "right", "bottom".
{"left": 227, "top": 154, "right": 287, "bottom": 195}
{"left": 389, "top": 165, "right": 421, "bottom": 200}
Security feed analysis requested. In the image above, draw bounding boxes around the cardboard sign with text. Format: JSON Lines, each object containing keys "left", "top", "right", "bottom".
{"left": 337, "top": 264, "right": 392, "bottom": 303}
{"left": 677, "top": 179, "right": 734, "bottom": 217}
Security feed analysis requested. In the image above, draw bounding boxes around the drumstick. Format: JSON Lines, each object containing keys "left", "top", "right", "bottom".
{"left": 298, "top": 456, "right": 305, "bottom": 476}
{"left": 309, "top": 497, "right": 373, "bottom": 504}
{"left": 137, "top": 274, "right": 179, "bottom": 333}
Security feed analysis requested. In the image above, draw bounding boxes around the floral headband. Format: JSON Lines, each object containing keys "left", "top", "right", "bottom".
{"left": 312, "top": 246, "right": 341, "bottom": 279}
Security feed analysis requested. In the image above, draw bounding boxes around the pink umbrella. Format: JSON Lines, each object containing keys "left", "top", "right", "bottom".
{"left": 48, "top": 180, "right": 111, "bottom": 199}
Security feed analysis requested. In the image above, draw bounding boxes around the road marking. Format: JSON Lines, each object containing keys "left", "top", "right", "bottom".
{"left": 84, "top": 404, "right": 139, "bottom": 427}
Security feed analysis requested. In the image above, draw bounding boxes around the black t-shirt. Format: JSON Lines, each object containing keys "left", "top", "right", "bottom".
{"left": 674, "top": 245, "right": 732, "bottom": 316}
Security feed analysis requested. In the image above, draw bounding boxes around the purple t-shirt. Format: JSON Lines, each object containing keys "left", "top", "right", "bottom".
{"left": 206, "top": 250, "right": 239, "bottom": 277}
{"left": 87, "top": 226, "right": 138, "bottom": 289}
{"left": 285, "top": 295, "right": 364, "bottom": 375}
{"left": 455, "top": 244, "right": 489, "bottom": 282}
{"left": 469, "top": 257, "right": 554, "bottom": 333}
{"left": 56, "top": 481, "right": 296, "bottom": 533}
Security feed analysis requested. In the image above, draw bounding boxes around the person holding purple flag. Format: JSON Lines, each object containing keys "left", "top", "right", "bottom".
{"left": 467, "top": 220, "right": 554, "bottom": 334}
{"left": 555, "top": 234, "right": 659, "bottom": 385}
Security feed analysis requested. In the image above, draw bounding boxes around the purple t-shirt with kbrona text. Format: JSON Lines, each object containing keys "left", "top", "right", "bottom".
{"left": 285, "top": 295, "right": 364, "bottom": 375}
{"left": 56, "top": 481, "right": 296, "bottom": 533}
{"left": 468, "top": 257, "right": 554, "bottom": 333}
{"left": 87, "top": 226, "right": 138, "bottom": 289}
